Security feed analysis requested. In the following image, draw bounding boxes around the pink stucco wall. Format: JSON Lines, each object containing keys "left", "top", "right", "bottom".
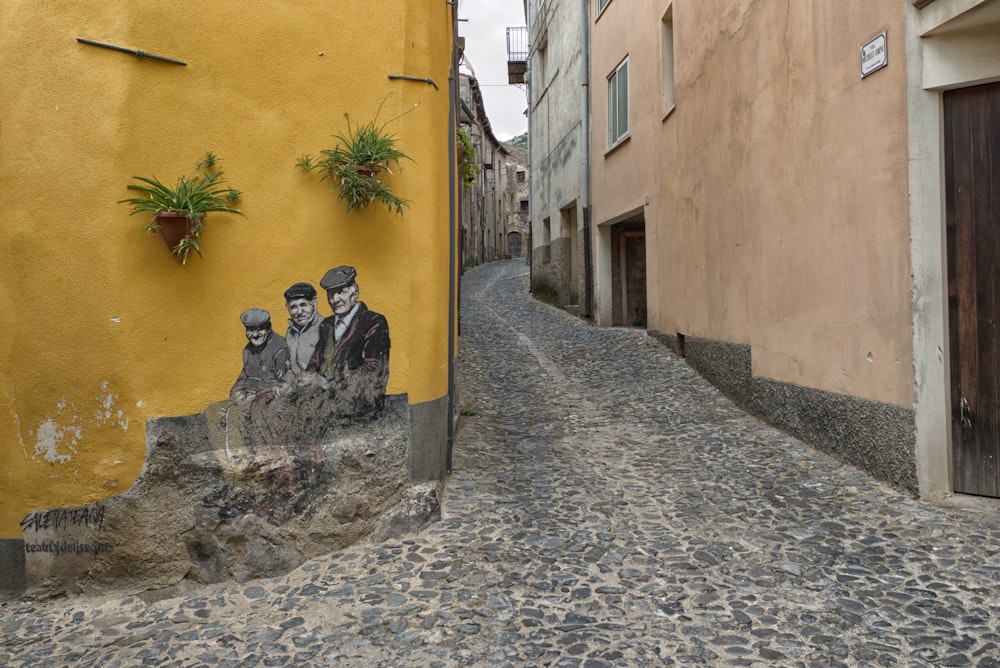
{"left": 592, "top": 0, "right": 913, "bottom": 407}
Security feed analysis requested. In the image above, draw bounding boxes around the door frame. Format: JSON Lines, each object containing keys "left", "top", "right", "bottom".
{"left": 943, "top": 82, "right": 1000, "bottom": 496}
{"left": 907, "top": 0, "right": 1000, "bottom": 499}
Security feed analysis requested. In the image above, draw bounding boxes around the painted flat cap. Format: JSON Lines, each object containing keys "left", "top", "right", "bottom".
{"left": 240, "top": 308, "right": 271, "bottom": 328}
{"left": 284, "top": 282, "right": 317, "bottom": 301}
{"left": 320, "top": 266, "right": 357, "bottom": 292}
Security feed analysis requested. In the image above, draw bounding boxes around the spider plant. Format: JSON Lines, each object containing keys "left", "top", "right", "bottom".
{"left": 119, "top": 152, "right": 245, "bottom": 264}
{"left": 298, "top": 100, "right": 416, "bottom": 216}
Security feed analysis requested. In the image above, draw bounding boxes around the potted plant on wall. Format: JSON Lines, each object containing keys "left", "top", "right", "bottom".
{"left": 297, "top": 101, "right": 415, "bottom": 217}
{"left": 119, "top": 152, "right": 245, "bottom": 264}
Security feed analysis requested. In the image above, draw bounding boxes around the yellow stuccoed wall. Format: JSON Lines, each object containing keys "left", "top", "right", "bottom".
{"left": 0, "top": 2, "right": 453, "bottom": 538}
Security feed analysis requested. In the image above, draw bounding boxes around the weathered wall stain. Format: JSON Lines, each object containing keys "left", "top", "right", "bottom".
{"left": 32, "top": 412, "right": 80, "bottom": 464}
{"left": 26, "top": 383, "right": 132, "bottom": 465}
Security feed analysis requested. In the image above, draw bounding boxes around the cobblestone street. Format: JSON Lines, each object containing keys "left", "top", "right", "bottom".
{"left": 4, "top": 258, "right": 1000, "bottom": 667}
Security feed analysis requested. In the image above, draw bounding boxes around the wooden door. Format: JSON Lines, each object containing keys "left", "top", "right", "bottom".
{"left": 945, "top": 82, "right": 1000, "bottom": 497}
{"left": 616, "top": 229, "right": 647, "bottom": 327}
{"left": 508, "top": 232, "right": 522, "bottom": 258}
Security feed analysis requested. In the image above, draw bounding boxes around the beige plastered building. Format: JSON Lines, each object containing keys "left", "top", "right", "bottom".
{"left": 460, "top": 73, "right": 523, "bottom": 267}
{"left": 584, "top": 0, "right": 1000, "bottom": 499}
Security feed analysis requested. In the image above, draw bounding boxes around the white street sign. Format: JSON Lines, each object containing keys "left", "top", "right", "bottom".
{"left": 861, "top": 32, "right": 887, "bottom": 78}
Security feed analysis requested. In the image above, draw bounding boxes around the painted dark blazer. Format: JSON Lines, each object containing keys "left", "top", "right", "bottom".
{"left": 307, "top": 302, "right": 390, "bottom": 414}
{"left": 230, "top": 332, "right": 290, "bottom": 400}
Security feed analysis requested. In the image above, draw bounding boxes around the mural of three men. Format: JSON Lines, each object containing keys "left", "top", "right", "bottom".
{"left": 229, "top": 265, "right": 391, "bottom": 419}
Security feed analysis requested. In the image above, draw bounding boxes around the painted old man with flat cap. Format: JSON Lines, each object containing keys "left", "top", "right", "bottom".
{"left": 304, "top": 265, "right": 390, "bottom": 415}
{"left": 230, "top": 308, "right": 291, "bottom": 404}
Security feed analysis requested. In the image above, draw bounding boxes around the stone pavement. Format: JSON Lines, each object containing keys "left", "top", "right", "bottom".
{"left": 4, "top": 258, "right": 1000, "bottom": 667}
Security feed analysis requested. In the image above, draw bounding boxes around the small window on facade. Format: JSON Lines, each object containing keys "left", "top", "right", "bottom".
{"left": 535, "top": 41, "right": 547, "bottom": 93}
{"left": 517, "top": 171, "right": 526, "bottom": 183}
{"left": 661, "top": 6, "right": 675, "bottom": 118}
{"left": 520, "top": 199, "right": 529, "bottom": 212}
{"left": 608, "top": 58, "right": 629, "bottom": 148}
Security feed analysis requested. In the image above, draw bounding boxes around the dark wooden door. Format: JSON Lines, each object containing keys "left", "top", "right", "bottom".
{"left": 612, "top": 225, "right": 647, "bottom": 326}
{"left": 623, "top": 233, "right": 647, "bottom": 327}
{"left": 508, "top": 231, "right": 522, "bottom": 258}
{"left": 946, "top": 82, "right": 1000, "bottom": 497}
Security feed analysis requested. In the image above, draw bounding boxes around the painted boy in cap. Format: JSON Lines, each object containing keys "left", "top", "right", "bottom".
{"left": 230, "top": 308, "right": 291, "bottom": 404}
{"left": 303, "top": 265, "right": 390, "bottom": 415}
{"left": 283, "top": 282, "right": 323, "bottom": 374}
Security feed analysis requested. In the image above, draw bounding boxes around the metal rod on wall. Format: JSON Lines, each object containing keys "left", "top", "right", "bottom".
{"left": 387, "top": 74, "right": 439, "bottom": 90}
{"left": 76, "top": 38, "right": 187, "bottom": 66}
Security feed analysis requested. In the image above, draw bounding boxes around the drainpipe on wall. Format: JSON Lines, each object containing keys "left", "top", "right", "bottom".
{"left": 447, "top": 1, "right": 460, "bottom": 473}
{"left": 525, "top": 1, "right": 534, "bottom": 290}
{"left": 580, "top": 0, "right": 593, "bottom": 318}
{"left": 526, "top": 102, "right": 533, "bottom": 286}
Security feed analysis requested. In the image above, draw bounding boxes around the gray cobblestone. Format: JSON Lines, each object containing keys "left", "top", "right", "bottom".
{"left": 3, "top": 259, "right": 1000, "bottom": 666}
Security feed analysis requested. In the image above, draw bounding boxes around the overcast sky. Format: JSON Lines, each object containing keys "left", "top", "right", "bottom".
{"left": 457, "top": 0, "right": 528, "bottom": 141}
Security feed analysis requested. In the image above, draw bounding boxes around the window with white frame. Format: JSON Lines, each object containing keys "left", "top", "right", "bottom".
{"left": 608, "top": 58, "right": 629, "bottom": 147}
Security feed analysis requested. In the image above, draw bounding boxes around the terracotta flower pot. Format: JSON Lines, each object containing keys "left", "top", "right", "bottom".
{"left": 355, "top": 165, "right": 382, "bottom": 179}
{"left": 154, "top": 212, "right": 195, "bottom": 251}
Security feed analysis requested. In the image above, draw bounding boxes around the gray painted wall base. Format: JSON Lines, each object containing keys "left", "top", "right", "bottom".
{"left": 651, "top": 332, "right": 918, "bottom": 495}
{"left": 0, "top": 539, "right": 25, "bottom": 598}
{"left": 409, "top": 394, "right": 450, "bottom": 482}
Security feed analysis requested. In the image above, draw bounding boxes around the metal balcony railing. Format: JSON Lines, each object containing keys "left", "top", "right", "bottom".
{"left": 506, "top": 26, "right": 528, "bottom": 85}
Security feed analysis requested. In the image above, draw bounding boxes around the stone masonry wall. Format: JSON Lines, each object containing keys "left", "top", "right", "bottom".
{"left": 531, "top": 237, "right": 573, "bottom": 305}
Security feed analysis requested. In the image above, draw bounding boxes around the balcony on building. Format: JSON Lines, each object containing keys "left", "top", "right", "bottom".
{"left": 506, "top": 27, "right": 528, "bottom": 85}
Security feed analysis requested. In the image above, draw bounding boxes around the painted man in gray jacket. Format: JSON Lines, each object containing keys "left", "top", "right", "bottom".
{"left": 283, "top": 282, "right": 323, "bottom": 374}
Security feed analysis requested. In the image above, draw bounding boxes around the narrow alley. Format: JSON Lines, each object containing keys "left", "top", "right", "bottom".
{"left": 4, "top": 259, "right": 1000, "bottom": 667}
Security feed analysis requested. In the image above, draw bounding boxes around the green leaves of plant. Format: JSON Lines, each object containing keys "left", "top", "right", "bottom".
{"left": 457, "top": 128, "right": 479, "bottom": 187}
{"left": 119, "top": 171, "right": 244, "bottom": 218}
{"left": 118, "top": 152, "right": 245, "bottom": 265}
{"left": 299, "top": 106, "right": 414, "bottom": 217}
